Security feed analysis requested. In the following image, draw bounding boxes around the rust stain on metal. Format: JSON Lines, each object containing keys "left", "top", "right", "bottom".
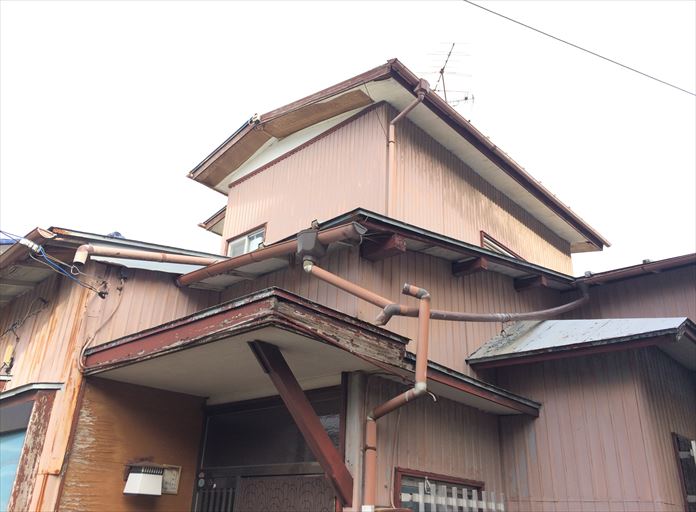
{"left": 8, "top": 390, "right": 57, "bottom": 512}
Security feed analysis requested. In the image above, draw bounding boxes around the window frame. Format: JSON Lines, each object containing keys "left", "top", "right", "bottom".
{"left": 672, "top": 432, "right": 696, "bottom": 512}
{"left": 225, "top": 225, "right": 266, "bottom": 258}
{"left": 480, "top": 231, "right": 525, "bottom": 260}
{"left": 393, "top": 467, "right": 485, "bottom": 510}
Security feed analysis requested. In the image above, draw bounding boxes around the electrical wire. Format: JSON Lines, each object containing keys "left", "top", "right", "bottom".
{"left": 462, "top": 0, "right": 695, "bottom": 97}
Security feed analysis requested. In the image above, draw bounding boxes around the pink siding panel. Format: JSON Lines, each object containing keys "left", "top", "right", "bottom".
{"left": 368, "top": 377, "right": 504, "bottom": 507}
{"left": 223, "top": 105, "right": 389, "bottom": 246}
{"left": 568, "top": 266, "right": 696, "bottom": 320}
{"left": 389, "top": 108, "right": 572, "bottom": 274}
{"left": 499, "top": 348, "right": 696, "bottom": 512}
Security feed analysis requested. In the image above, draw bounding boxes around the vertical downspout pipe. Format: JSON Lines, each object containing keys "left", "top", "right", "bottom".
{"left": 387, "top": 79, "right": 430, "bottom": 216}
{"left": 362, "top": 284, "right": 431, "bottom": 512}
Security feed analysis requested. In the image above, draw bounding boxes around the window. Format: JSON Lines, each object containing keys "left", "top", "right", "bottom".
{"left": 673, "top": 433, "right": 696, "bottom": 512}
{"left": 0, "top": 401, "right": 32, "bottom": 512}
{"left": 226, "top": 227, "right": 265, "bottom": 258}
{"left": 480, "top": 231, "right": 524, "bottom": 260}
{"left": 396, "top": 468, "right": 485, "bottom": 512}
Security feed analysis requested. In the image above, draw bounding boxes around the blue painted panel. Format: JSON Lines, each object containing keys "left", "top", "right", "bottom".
{"left": 0, "top": 430, "right": 26, "bottom": 512}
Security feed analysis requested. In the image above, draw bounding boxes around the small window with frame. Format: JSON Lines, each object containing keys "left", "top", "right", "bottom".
{"left": 480, "top": 231, "right": 524, "bottom": 260}
{"left": 395, "top": 468, "right": 485, "bottom": 512}
{"left": 226, "top": 227, "right": 266, "bottom": 258}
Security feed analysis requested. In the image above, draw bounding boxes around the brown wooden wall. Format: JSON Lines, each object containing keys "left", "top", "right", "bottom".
{"left": 497, "top": 348, "right": 696, "bottom": 512}
{"left": 59, "top": 379, "right": 204, "bottom": 512}
{"left": 368, "top": 377, "right": 504, "bottom": 507}
{"left": 223, "top": 247, "right": 561, "bottom": 375}
{"left": 223, "top": 104, "right": 388, "bottom": 247}
{"left": 0, "top": 263, "right": 218, "bottom": 511}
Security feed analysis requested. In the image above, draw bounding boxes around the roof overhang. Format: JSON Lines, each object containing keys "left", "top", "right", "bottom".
{"left": 188, "top": 58, "right": 608, "bottom": 252}
{"left": 198, "top": 206, "right": 226, "bottom": 236}
{"left": 468, "top": 317, "right": 696, "bottom": 370}
{"left": 180, "top": 209, "right": 578, "bottom": 292}
{"left": 0, "top": 227, "right": 223, "bottom": 308}
{"left": 83, "top": 288, "right": 539, "bottom": 415}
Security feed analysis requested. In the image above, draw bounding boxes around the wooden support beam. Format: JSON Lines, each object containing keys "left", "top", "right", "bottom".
{"left": 452, "top": 257, "right": 488, "bottom": 277}
{"left": 514, "top": 275, "right": 549, "bottom": 292}
{"left": 360, "top": 234, "right": 407, "bottom": 262}
{"left": 248, "top": 341, "right": 353, "bottom": 506}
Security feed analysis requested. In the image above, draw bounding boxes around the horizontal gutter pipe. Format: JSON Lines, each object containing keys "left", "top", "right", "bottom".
{"left": 176, "top": 223, "right": 365, "bottom": 287}
{"left": 374, "top": 283, "right": 590, "bottom": 325}
{"left": 72, "top": 244, "right": 224, "bottom": 268}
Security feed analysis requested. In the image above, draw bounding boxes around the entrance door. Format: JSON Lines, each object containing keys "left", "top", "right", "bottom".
{"left": 194, "top": 388, "right": 341, "bottom": 512}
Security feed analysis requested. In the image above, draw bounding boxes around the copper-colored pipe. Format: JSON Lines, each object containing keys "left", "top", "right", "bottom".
{"left": 177, "top": 222, "right": 365, "bottom": 286}
{"left": 363, "top": 418, "right": 378, "bottom": 508}
{"left": 375, "top": 284, "right": 589, "bottom": 325}
{"left": 387, "top": 80, "right": 430, "bottom": 216}
{"left": 73, "top": 244, "right": 224, "bottom": 268}
{"left": 304, "top": 261, "right": 393, "bottom": 309}
{"left": 362, "top": 283, "right": 431, "bottom": 512}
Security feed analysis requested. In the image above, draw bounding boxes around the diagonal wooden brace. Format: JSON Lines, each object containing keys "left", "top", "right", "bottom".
{"left": 248, "top": 340, "right": 353, "bottom": 506}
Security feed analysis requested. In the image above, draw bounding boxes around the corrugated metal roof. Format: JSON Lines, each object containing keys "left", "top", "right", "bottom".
{"left": 468, "top": 317, "right": 696, "bottom": 370}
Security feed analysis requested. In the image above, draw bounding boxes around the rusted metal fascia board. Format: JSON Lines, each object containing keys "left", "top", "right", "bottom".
{"left": 401, "top": 355, "right": 540, "bottom": 417}
{"left": 248, "top": 341, "right": 353, "bottom": 506}
{"left": 469, "top": 332, "right": 681, "bottom": 369}
{"left": 578, "top": 253, "right": 696, "bottom": 286}
{"left": 83, "top": 287, "right": 409, "bottom": 373}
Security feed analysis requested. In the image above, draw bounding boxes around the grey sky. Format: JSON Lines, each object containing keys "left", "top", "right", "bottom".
{"left": 1, "top": 0, "right": 694, "bottom": 274}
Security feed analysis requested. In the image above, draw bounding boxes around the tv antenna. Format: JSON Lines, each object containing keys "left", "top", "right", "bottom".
{"left": 434, "top": 43, "right": 455, "bottom": 102}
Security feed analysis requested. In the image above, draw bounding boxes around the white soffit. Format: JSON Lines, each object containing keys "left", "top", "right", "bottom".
{"left": 363, "top": 78, "right": 588, "bottom": 247}
{"left": 95, "top": 326, "right": 378, "bottom": 404}
{"left": 217, "top": 106, "right": 368, "bottom": 191}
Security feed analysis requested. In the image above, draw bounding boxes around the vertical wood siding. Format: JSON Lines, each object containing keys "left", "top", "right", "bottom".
{"left": 389, "top": 109, "right": 572, "bottom": 274}
{"left": 58, "top": 379, "right": 204, "bottom": 512}
{"left": 567, "top": 266, "right": 696, "bottom": 320}
{"left": 0, "top": 264, "right": 218, "bottom": 512}
{"left": 223, "top": 105, "right": 389, "bottom": 246}
{"left": 368, "top": 377, "right": 504, "bottom": 507}
{"left": 498, "top": 348, "right": 696, "bottom": 512}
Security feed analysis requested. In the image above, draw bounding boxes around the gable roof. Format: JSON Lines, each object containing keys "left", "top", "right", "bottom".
{"left": 188, "top": 58, "right": 609, "bottom": 252}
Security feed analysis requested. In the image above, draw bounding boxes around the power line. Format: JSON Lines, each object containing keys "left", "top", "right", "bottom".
{"left": 462, "top": 0, "right": 695, "bottom": 97}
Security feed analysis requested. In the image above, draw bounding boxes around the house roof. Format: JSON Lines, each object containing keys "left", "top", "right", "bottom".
{"left": 468, "top": 317, "right": 696, "bottom": 370}
{"left": 187, "top": 58, "right": 609, "bottom": 252}
{"left": 577, "top": 253, "right": 696, "bottom": 285}
{"left": 0, "top": 227, "right": 222, "bottom": 307}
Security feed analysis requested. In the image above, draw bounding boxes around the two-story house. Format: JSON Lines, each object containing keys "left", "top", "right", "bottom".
{"left": 1, "top": 59, "right": 694, "bottom": 512}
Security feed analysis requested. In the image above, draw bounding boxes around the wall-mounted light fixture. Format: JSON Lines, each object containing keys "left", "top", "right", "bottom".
{"left": 123, "top": 463, "right": 181, "bottom": 496}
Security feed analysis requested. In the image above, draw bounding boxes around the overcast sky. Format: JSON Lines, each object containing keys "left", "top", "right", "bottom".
{"left": 1, "top": 0, "right": 694, "bottom": 274}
